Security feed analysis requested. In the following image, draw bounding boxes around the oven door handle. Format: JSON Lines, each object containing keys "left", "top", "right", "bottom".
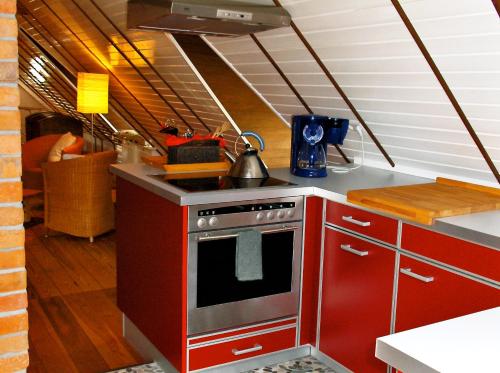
{"left": 262, "top": 226, "right": 299, "bottom": 234}
{"left": 198, "top": 233, "right": 239, "bottom": 242}
{"left": 197, "top": 226, "right": 299, "bottom": 241}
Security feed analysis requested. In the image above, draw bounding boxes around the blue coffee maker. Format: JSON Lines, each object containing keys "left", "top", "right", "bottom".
{"left": 290, "top": 115, "right": 349, "bottom": 178}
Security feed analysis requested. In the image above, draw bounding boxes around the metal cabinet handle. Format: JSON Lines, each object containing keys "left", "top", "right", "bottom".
{"left": 340, "top": 244, "right": 368, "bottom": 257}
{"left": 232, "top": 344, "right": 263, "bottom": 356}
{"left": 342, "top": 215, "right": 371, "bottom": 227}
{"left": 400, "top": 268, "right": 434, "bottom": 283}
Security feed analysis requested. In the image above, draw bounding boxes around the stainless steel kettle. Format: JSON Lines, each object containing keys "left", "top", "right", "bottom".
{"left": 228, "top": 131, "right": 269, "bottom": 179}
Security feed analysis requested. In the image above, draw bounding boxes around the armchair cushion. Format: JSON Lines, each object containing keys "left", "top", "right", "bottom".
{"left": 22, "top": 134, "right": 84, "bottom": 190}
{"left": 47, "top": 132, "right": 76, "bottom": 162}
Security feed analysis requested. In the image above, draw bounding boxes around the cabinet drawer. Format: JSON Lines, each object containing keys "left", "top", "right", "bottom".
{"left": 396, "top": 255, "right": 500, "bottom": 333}
{"left": 326, "top": 201, "right": 398, "bottom": 245}
{"left": 188, "top": 326, "right": 296, "bottom": 371}
{"left": 401, "top": 224, "right": 500, "bottom": 283}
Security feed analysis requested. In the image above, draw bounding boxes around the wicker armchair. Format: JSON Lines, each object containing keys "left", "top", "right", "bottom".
{"left": 22, "top": 134, "right": 84, "bottom": 190}
{"left": 42, "top": 151, "right": 117, "bottom": 242}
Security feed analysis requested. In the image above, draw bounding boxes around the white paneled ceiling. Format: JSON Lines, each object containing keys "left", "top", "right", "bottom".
{"left": 207, "top": 0, "right": 500, "bottom": 185}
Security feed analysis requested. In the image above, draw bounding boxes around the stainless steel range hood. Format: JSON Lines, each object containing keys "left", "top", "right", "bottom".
{"left": 127, "top": 0, "right": 291, "bottom": 37}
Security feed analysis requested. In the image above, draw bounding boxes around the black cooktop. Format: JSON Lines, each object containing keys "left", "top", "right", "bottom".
{"left": 149, "top": 175, "right": 295, "bottom": 193}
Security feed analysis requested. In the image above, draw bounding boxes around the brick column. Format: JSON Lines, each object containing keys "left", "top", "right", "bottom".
{"left": 0, "top": 0, "right": 29, "bottom": 371}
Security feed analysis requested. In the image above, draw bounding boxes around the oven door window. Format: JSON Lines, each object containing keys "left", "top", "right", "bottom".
{"left": 196, "top": 230, "right": 294, "bottom": 308}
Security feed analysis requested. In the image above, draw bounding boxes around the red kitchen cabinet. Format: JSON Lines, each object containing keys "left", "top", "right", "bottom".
{"left": 116, "top": 178, "right": 188, "bottom": 373}
{"left": 396, "top": 255, "right": 500, "bottom": 333}
{"left": 319, "top": 228, "right": 396, "bottom": 373}
{"left": 326, "top": 201, "right": 399, "bottom": 245}
{"left": 189, "top": 326, "right": 296, "bottom": 371}
{"left": 402, "top": 223, "right": 500, "bottom": 283}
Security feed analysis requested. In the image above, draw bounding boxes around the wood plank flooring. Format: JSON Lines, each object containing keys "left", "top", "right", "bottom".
{"left": 26, "top": 225, "right": 145, "bottom": 372}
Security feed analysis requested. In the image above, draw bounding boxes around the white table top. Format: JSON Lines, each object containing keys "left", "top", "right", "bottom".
{"left": 375, "top": 307, "right": 500, "bottom": 373}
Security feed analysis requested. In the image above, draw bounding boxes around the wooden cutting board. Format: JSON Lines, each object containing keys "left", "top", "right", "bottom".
{"left": 347, "top": 177, "right": 500, "bottom": 225}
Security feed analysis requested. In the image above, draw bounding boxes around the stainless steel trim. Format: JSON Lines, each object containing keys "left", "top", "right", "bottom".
{"left": 232, "top": 344, "right": 262, "bottom": 356}
{"left": 397, "top": 220, "right": 403, "bottom": 248}
{"left": 390, "top": 252, "right": 400, "bottom": 335}
{"left": 188, "top": 221, "right": 303, "bottom": 335}
{"left": 342, "top": 215, "right": 371, "bottom": 227}
{"left": 340, "top": 244, "right": 368, "bottom": 257}
{"left": 296, "top": 197, "right": 309, "bottom": 347}
{"left": 400, "top": 268, "right": 434, "bottom": 283}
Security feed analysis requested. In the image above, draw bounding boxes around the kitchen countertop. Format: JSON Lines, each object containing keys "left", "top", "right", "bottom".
{"left": 375, "top": 307, "right": 500, "bottom": 373}
{"left": 111, "top": 163, "right": 500, "bottom": 249}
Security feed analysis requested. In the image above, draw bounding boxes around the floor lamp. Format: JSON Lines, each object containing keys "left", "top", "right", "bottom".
{"left": 77, "top": 73, "right": 109, "bottom": 152}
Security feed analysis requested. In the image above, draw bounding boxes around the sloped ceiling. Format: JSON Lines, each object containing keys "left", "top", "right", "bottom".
{"left": 207, "top": 0, "right": 500, "bottom": 185}
{"left": 18, "top": 0, "right": 242, "bottom": 153}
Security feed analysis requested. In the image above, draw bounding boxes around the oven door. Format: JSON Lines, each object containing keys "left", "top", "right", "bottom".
{"left": 188, "top": 222, "right": 302, "bottom": 336}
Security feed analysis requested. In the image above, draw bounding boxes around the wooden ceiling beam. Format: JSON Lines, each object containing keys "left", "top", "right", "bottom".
{"left": 492, "top": 0, "right": 500, "bottom": 17}
{"left": 272, "top": 0, "right": 395, "bottom": 168}
{"left": 249, "top": 33, "right": 351, "bottom": 164}
{"left": 18, "top": 9, "right": 163, "bottom": 151}
{"left": 19, "top": 37, "right": 114, "bottom": 143}
{"left": 87, "top": 0, "right": 213, "bottom": 133}
{"left": 35, "top": 0, "right": 169, "bottom": 153}
{"left": 391, "top": 0, "right": 500, "bottom": 184}
{"left": 68, "top": 0, "right": 196, "bottom": 133}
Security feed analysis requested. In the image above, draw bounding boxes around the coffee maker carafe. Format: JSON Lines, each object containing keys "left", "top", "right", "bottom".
{"left": 290, "top": 115, "right": 349, "bottom": 178}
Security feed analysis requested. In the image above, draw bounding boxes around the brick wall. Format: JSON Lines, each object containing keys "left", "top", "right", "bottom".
{"left": 0, "top": 0, "right": 29, "bottom": 372}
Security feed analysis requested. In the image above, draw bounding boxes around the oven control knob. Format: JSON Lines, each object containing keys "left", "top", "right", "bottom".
{"left": 256, "top": 212, "right": 265, "bottom": 221}
{"left": 287, "top": 209, "right": 295, "bottom": 218}
{"left": 209, "top": 217, "right": 219, "bottom": 227}
{"left": 197, "top": 218, "right": 207, "bottom": 229}
{"left": 277, "top": 211, "right": 285, "bottom": 219}
{"left": 267, "top": 211, "right": 275, "bottom": 220}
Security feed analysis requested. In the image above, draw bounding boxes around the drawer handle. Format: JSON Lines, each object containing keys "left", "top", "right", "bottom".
{"left": 400, "top": 268, "right": 434, "bottom": 283}
{"left": 342, "top": 215, "right": 371, "bottom": 227}
{"left": 232, "top": 344, "right": 263, "bottom": 356}
{"left": 340, "top": 244, "right": 368, "bottom": 257}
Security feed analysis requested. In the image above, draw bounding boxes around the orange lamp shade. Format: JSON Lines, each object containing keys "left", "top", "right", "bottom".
{"left": 77, "top": 73, "right": 109, "bottom": 114}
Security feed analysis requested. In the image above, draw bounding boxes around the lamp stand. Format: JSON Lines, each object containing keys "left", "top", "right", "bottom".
{"left": 91, "top": 113, "right": 95, "bottom": 153}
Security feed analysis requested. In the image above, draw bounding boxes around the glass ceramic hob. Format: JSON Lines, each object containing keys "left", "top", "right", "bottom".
{"left": 149, "top": 175, "right": 295, "bottom": 193}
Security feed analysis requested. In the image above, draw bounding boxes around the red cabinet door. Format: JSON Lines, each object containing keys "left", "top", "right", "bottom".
{"left": 320, "top": 228, "right": 396, "bottom": 373}
{"left": 396, "top": 255, "right": 500, "bottom": 332}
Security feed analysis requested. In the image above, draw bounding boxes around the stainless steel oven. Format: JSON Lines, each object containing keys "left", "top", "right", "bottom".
{"left": 187, "top": 196, "right": 304, "bottom": 336}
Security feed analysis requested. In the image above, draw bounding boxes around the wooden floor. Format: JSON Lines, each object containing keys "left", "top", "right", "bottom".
{"left": 26, "top": 224, "right": 145, "bottom": 372}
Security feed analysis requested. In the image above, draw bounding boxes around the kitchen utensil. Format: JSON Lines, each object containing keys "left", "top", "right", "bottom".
{"left": 212, "top": 121, "right": 232, "bottom": 138}
{"left": 228, "top": 131, "right": 269, "bottom": 179}
{"left": 290, "top": 115, "right": 349, "bottom": 178}
{"left": 347, "top": 177, "right": 500, "bottom": 225}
